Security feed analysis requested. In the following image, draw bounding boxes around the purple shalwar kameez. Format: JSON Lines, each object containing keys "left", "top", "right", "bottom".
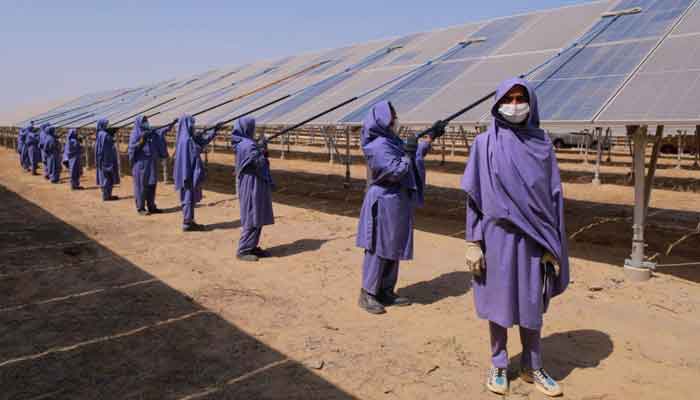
{"left": 25, "top": 128, "right": 42, "bottom": 174}
{"left": 39, "top": 125, "right": 47, "bottom": 178}
{"left": 128, "top": 116, "right": 170, "bottom": 213}
{"left": 173, "top": 115, "right": 218, "bottom": 228}
{"left": 461, "top": 78, "right": 569, "bottom": 370}
{"left": 231, "top": 116, "right": 274, "bottom": 255}
{"left": 63, "top": 129, "right": 83, "bottom": 189}
{"left": 17, "top": 124, "right": 30, "bottom": 170}
{"left": 43, "top": 126, "right": 62, "bottom": 183}
{"left": 356, "top": 101, "right": 431, "bottom": 296}
{"left": 95, "top": 119, "right": 121, "bottom": 200}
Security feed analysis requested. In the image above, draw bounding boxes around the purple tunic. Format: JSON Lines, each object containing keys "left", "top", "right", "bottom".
{"left": 25, "top": 127, "right": 42, "bottom": 169}
{"left": 355, "top": 101, "right": 430, "bottom": 261}
{"left": 39, "top": 123, "right": 49, "bottom": 165}
{"left": 43, "top": 126, "right": 62, "bottom": 182}
{"left": 128, "top": 116, "right": 170, "bottom": 186}
{"left": 173, "top": 115, "right": 217, "bottom": 203}
{"left": 63, "top": 129, "right": 83, "bottom": 186}
{"left": 461, "top": 78, "right": 569, "bottom": 330}
{"left": 232, "top": 116, "right": 274, "bottom": 229}
{"left": 95, "top": 119, "right": 121, "bottom": 186}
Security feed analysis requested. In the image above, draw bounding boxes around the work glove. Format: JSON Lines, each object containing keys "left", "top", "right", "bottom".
{"left": 429, "top": 120, "right": 447, "bottom": 140}
{"left": 465, "top": 241, "right": 485, "bottom": 278}
{"left": 403, "top": 134, "right": 418, "bottom": 157}
{"left": 541, "top": 252, "right": 560, "bottom": 278}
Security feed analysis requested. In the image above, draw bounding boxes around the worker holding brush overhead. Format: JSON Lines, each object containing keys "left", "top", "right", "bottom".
{"left": 231, "top": 116, "right": 275, "bottom": 262}
{"left": 462, "top": 78, "right": 569, "bottom": 397}
{"left": 128, "top": 115, "right": 175, "bottom": 215}
{"left": 356, "top": 100, "right": 446, "bottom": 315}
{"left": 96, "top": 119, "right": 121, "bottom": 201}
{"left": 173, "top": 115, "right": 220, "bottom": 232}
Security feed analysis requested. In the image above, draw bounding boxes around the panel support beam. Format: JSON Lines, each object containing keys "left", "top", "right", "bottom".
{"left": 624, "top": 124, "right": 663, "bottom": 282}
{"left": 592, "top": 127, "right": 603, "bottom": 185}
{"left": 695, "top": 125, "right": 700, "bottom": 169}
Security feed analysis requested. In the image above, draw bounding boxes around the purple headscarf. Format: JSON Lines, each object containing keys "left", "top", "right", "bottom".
{"left": 461, "top": 77, "right": 569, "bottom": 298}
{"left": 63, "top": 129, "right": 81, "bottom": 162}
{"left": 174, "top": 115, "right": 202, "bottom": 190}
{"left": 231, "top": 116, "right": 273, "bottom": 184}
{"left": 361, "top": 100, "right": 422, "bottom": 202}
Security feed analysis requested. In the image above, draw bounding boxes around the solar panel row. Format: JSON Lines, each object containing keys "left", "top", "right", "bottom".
{"left": 22, "top": 0, "right": 700, "bottom": 128}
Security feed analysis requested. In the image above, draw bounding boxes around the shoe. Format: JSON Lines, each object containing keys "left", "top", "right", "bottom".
{"left": 182, "top": 222, "right": 206, "bottom": 232}
{"left": 378, "top": 290, "right": 411, "bottom": 307}
{"left": 71, "top": 186, "right": 85, "bottom": 191}
{"left": 486, "top": 366, "right": 508, "bottom": 395}
{"left": 103, "top": 196, "right": 119, "bottom": 201}
{"left": 520, "top": 368, "right": 562, "bottom": 397}
{"left": 252, "top": 247, "right": 271, "bottom": 258}
{"left": 148, "top": 208, "right": 163, "bottom": 214}
{"left": 138, "top": 209, "right": 150, "bottom": 216}
{"left": 358, "top": 289, "right": 386, "bottom": 314}
{"left": 237, "top": 252, "right": 259, "bottom": 262}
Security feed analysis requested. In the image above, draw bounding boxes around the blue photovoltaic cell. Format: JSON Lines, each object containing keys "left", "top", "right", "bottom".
{"left": 388, "top": 51, "right": 421, "bottom": 65}
{"left": 533, "top": 41, "right": 655, "bottom": 80}
{"left": 341, "top": 60, "right": 472, "bottom": 123}
{"left": 536, "top": 75, "right": 625, "bottom": 120}
{"left": 449, "top": 15, "right": 531, "bottom": 60}
{"left": 178, "top": 67, "right": 279, "bottom": 114}
{"left": 587, "top": 0, "right": 691, "bottom": 43}
{"left": 258, "top": 34, "right": 423, "bottom": 123}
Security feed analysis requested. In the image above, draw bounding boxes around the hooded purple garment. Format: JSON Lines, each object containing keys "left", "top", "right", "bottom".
{"left": 43, "top": 126, "right": 62, "bottom": 182}
{"left": 18, "top": 123, "right": 30, "bottom": 169}
{"left": 128, "top": 115, "right": 170, "bottom": 186}
{"left": 63, "top": 129, "right": 83, "bottom": 187}
{"left": 232, "top": 116, "right": 274, "bottom": 228}
{"left": 173, "top": 115, "right": 217, "bottom": 203}
{"left": 25, "top": 125, "right": 42, "bottom": 171}
{"left": 39, "top": 123, "right": 49, "bottom": 165}
{"left": 95, "top": 118, "right": 121, "bottom": 186}
{"left": 461, "top": 77, "right": 569, "bottom": 330}
{"left": 355, "top": 100, "right": 431, "bottom": 261}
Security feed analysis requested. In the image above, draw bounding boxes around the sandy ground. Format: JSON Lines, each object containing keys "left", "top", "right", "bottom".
{"left": 1, "top": 147, "right": 699, "bottom": 399}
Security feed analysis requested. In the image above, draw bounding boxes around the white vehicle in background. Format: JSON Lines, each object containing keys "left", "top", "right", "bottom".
{"left": 547, "top": 130, "right": 611, "bottom": 150}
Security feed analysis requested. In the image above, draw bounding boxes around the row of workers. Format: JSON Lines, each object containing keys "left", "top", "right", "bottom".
{"left": 15, "top": 78, "right": 568, "bottom": 397}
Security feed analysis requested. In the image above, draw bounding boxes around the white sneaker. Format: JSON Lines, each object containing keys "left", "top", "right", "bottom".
{"left": 486, "top": 366, "right": 508, "bottom": 395}
{"left": 520, "top": 368, "right": 563, "bottom": 397}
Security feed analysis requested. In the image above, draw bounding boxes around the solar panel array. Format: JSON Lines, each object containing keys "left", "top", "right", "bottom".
{"left": 19, "top": 0, "right": 700, "bottom": 128}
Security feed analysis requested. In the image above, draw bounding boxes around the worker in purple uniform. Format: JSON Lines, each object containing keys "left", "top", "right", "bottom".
{"left": 356, "top": 100, "right": 446, "bottom": 315}
{"left": 462, "top": 78, "right": 569, "bottom": 397}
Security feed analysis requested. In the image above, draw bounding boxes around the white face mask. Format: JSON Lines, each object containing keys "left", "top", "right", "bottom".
{"left": 498, "top": 103, "right": 530, "bottom": 124}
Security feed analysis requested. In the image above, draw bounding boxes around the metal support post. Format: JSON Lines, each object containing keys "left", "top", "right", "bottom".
{"left": 624, "top": 125, "right": 655, "bottom": 282}
{"left": 676, "top": 130, "right": 683, "bottom": 170}
{"left": 593, "top": 127, "right": 603, "bottom": 185}
{"left": 344, "top": 126, "right": 351, "bottom": 189}
{"left": 440, "top": 136, "right": 446, "bottom": 165}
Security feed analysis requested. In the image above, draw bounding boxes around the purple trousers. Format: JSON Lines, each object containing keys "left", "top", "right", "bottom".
{"left": 180, "top": 188, "right": 195, "bottom": 227}
{"left": 361, "top": 250, "right": 399, "bottom": 296}
{"left": 489, "top": 321, "right": 542, "bottom": 370}
{"left": 101, "top": 175, "right": 115, "bottom": 200}
{"left": 238, "top": 226, "right": 262, "bottom": 255}
{"left": 134, "top": 184, "right": 157, "bottom": 212}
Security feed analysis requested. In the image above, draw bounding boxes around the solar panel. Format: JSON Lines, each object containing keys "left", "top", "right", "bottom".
{"left": 20, "top": 0, "right": 700, "bottom": 128}
{"left": 522, "top": 0, "right": 694, "bottom": 122}
{"left": 597, "top": 10, "right": 700, "bottom": 123}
